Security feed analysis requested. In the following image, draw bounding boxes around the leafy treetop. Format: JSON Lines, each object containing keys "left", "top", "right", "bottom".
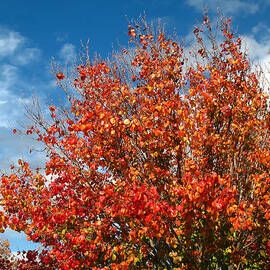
{"left": 0, "top": 15, "right": 269, "bottom": 269}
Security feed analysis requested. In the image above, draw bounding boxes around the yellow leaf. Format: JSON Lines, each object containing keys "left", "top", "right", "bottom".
{"left": 124, "top": 119, "right": 130, "bottom": 125}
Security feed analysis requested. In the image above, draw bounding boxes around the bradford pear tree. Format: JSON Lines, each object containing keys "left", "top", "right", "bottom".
{"left": 0, "top": 15, "right": 269, "bottom": 269}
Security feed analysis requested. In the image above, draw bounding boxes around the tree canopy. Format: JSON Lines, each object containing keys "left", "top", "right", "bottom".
{"left": 0, "top": 15, "right": 269, "bottom": 269}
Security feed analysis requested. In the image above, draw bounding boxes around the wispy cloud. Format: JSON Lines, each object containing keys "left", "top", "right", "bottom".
{"left": 186, "top": 0, "right": 259, "bottom": 15}
{"left": 0, "top": 28, "right": 40, "bottom": 65}
{"left": 59, "top": 43, "right": 76, "bottom": 63}
{"left": 0, "top": 27, "right": 48, "bottom": 174}
{"left": 15, "top": 48, "right": 41, "bottom": 65}
{"left": 241, "top": 34, "right": 270, "bottom": 91}
{"left": 0, "top": 31, "right": 24, "bottom": 59}
{"left": 0, "top": 63, "right": 38, "bottom": 129}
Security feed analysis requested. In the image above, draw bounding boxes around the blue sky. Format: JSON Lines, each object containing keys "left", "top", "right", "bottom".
{"left": 1, "top": 0, "right": 270, "bottom": 253}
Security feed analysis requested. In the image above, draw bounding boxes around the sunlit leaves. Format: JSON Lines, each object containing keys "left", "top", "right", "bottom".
{"left": 0, "top": 15, "right": 269, "bottom": 269}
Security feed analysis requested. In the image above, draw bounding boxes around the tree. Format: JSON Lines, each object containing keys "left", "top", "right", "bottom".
{"left": 0, "top": 236, "right": 40, "bottom": 269}
{"left": 0, "top": 236, "right": 11, "bottom": 262}
{"left": 0, "top": 236, "right": 17, "bottom": 269}
{"left": 0, "top": 15, "right": 269, "bottom": 269}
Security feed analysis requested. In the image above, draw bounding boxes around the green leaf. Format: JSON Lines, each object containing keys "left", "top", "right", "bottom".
{"left": 259, "top": 250, "right": 266, "bottom": 258}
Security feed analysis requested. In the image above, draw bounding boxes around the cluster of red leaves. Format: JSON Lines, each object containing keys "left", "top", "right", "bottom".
{"left": 0, "top": 16, "right": 269, "bottom": 269}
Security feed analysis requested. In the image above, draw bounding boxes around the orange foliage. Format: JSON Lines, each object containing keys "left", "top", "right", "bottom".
{"left": 0, "top": 15, "right": 269, "bottom": 269}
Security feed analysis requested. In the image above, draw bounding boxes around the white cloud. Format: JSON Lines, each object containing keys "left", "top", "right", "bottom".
{"left": 251, "top": 22, "right": 270, "bottom": 36}
{"left": 59, "top": 43, "right": 76, "bottom": 62}
{"left": 186, "top": 0, "right": 259, "bottom": 15}
{"left": 56, "top": 33, "right": 69, "bottom": 43}
{"left": 0, "top": 27, "right": 41, "bottom": 66}
{"left": 0, "top": 27, "right": 42, "bottom": 130}
{"left": 0, "top": 64, "right": 24, "bottom": 128}
{"left": 0, "top": 28, "right": 48, "bottom": 174}
{"left": 15, "top": 48, "right": 41, "bottom": 65}
{"left": 0, "top": 31, "right": 24, "bottom": 59}
{"left": 241, "top": 36, "right": 270, "bottom": 61}
{"left": 240, "top": 34, "right": 270, "bottom": 94}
